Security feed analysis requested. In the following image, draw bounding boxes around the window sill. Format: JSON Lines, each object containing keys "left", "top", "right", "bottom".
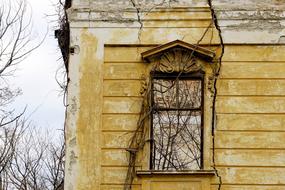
{"left": 136, "top": 170, "right": 216, "bottom": 176}
{"left": 137, "top": 170, "right": 216, "bottom": 190}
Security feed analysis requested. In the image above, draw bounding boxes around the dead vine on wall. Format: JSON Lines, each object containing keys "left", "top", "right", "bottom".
{"left": 207, "top": 0, "right": 225, "bottom": 189}
{"left": 123, "top": 5, "right": 224, "bottom": 186}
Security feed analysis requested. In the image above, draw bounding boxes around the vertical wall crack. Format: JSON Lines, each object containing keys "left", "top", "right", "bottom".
{"left": 124, "top": 1, "right": 224, "bottom": 190}
{"left": 207, "top": 0, "right": 225, "bottom": 190}
{"left": 129, "top": 0, "right": 143, "bottom": 42}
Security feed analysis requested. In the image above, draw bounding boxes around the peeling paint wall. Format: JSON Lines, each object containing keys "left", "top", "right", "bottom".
{"left": 212, "top": 0, "right": 285, "bottom": 43}
{"left": 64, "top": 0, "right": 285, "bottom": 190}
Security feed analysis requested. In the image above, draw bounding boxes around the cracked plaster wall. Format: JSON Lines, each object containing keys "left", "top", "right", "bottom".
{"left": 69, "top": 0, "right": 285, "bottom": 43}
{"left": 72, "top": 0, "right": 208, "bottom": 10}
{"left": 212, "top": 0, "right": 285, "bottom": 43}
{"left": 64, "top": 0, "right": 285, "bottom": 190}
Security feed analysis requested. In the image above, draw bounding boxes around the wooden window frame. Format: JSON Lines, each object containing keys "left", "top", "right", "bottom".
{"left": 149, "top": 72, "right": 205, "bottom": 171}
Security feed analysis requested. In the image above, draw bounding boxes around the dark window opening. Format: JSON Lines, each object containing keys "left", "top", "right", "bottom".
{"left": 150, "top": 74, "right": 203, "bottom": 170}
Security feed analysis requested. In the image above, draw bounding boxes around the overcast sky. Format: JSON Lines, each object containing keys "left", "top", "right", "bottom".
{"left": 10, "top": 0, "right": 65, "bottom": 131}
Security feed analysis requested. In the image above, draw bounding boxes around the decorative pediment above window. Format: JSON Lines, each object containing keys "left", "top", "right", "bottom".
{"left": 141, "top": 40, "right": 215, "bottom": 73}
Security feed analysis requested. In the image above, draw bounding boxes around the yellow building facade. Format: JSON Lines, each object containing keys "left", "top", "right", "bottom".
{"left": 64, "top": 0, "right": 285, "bottom": 189}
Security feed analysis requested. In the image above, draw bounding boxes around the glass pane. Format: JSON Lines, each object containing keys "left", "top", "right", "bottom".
{"left": 153, "top": 79, "right": 177, "bottom": 109}
{"left": 179, "top": 80, "right": 202, "bottom": 109}
{"left": 152, "top": 111, "right": 202, "bottom": 170}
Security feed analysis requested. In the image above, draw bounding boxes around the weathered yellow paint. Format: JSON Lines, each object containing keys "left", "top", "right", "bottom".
{"left": 66, "top": 2, "right": 285, "bottom": 190}
{"left": 75, "top": 29, "right": 102, "bottom": 189}
{"left": 100, "top": 43, "right": 218, "bottom": 187}
{"left": 105, "top": 46, "right": 285, "bottom": 63}
{"left": 213, "top": 167, "right": 285, "bottom": 184}
{"left": 101, "top": 149, "right": 143, "bottom": 166}
{"left": 104, "top": 47, "right": 149, "bottom": 62}
{"left": 103, "top": 80, "right": 142, "bottom": 97}
{"left": 71, "top": 20, "right": 213, "bottom": 28}
{"left": 140, "top": 175, "right": 211, "bottom": 190}
{"left": 103, "top": 97, "right": 142, "bottom": 114}
{"left": 218, "top": 80, "right": 285, "bottom": 95}
{"left": 217, "top": 114, "right": 285, "bottom": 131}
{"left": 102, "top": 114, "right": 140, "bottom": 131}
{"left": 103, "top": 63, "right": 147, "bottom": 79}
{"left": 215, "top": 149, "right": 285, "bottom": 166}
{"left": 150, "top": 181, "right": 201, "bottom": 190}
{"left": 223, "top": 46, "right": 285, "bottom": 61}
{"left": 101, "top": 167, "right": 141, "bottom": 184}
{"left": 142, "top": 20, "right": 213, "bottom": 28}
{"left": 142, "top": 10, "right": 212, "bottom": 20}
{"left": 211, "top": 185, "right": 285, "bottom": 190}
{"left": 215, "top": 131, "right": 285, "bottom": 148}
{"left": 101, "top": 149, "right": 129, "bottom": 166}
{"left": 220, "top": 62, "right": 285, "bottom": 79}
{"left": 217, "top": 97, "right": 285, "bottom": 113}
{"left": 104, "top": 46, "right": 219, "bottom": 63}
{"left": 101, "top": 185, "right": 141, "bottom": 190}
{"left": 139, "top": 27, "right": 219, "bottom": 45}
{"left": 101, "top": 132, "right": 135, "bottom": 148}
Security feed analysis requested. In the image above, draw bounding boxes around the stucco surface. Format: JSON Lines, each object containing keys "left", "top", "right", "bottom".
{"left": 64, "top": 0, "right": 285, "bottom": 189}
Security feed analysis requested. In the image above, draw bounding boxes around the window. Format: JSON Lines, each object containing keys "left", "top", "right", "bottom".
{"left": 133, "top": 40, "right": 216, "bottom": 190}
{"left": 150, "top": 73, "right": 204, "bottom": 171}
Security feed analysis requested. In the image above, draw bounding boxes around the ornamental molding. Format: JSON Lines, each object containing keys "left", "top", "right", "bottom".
{"left": 141, "top": 40, "right": 217, "bottom": 94}
{"left": 141, "top": 40, "right": 215, "bottom": 74}
{"left": 155, "top": 48, "right": 202, "bottom": 73}
{"left": 141, "top": 40, "right": 215, "bottom": 62}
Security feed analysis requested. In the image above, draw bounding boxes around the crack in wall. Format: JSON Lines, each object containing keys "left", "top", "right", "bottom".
{"left": 218, "top": 9, "right": 285, "bottom": 20}
{"left": 123, "top": 1, "right": 224, "bottom": 189}
{"left": 207, "top": 0, "right": 224, "bottom": 190}
{"left": 129, "top": 0, "right": 143, "bottom": 42}
{"left": 129, "top": 0, "right": 181, "bottom": 43}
